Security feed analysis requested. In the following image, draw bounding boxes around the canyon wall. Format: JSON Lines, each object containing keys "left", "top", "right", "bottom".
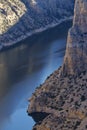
{"left": 0, "top": 0, "right": 74, "bottom": 49}
{"left": 62, "top": 0, "right": 87, "bottom": 75}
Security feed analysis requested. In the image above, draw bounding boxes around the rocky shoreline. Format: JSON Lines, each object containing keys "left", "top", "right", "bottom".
{"left": 0, "top": 17, "right": 72, "bottom": 51}
{"left": 28, "top": 0, "right": 87, "bottom": 129}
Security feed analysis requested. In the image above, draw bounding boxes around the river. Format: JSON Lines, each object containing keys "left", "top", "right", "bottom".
{"left": 0, "top": 21, "right": 72, "bottom": 130}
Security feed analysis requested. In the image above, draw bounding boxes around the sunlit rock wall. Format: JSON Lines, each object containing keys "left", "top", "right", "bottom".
{"left": 62, "top": 0, "right": 87, "bottom": 75}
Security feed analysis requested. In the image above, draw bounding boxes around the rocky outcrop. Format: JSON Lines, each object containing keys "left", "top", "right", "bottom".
{"left": 0, "top": 0, "right": 74, "bottom": 49}
{"left": 28, "top": 68, "right": 87, "bottom": 130}
{"left": 62, "top": 0, "right": 87, "bottom": 75}
{"left": 28, "top": 0, "right": 87, "bottom": 130}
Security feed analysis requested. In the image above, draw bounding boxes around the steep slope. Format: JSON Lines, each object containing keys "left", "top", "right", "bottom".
{"left": 62, "top": 0, "right": 87, "bottom": 75}
{"left": 0, "top": 0, "right": 74, "bottom": 49}
{"left": 28, "top": 69, "right": 87, "bottom": 130}
{"left": 28, "top": 0, "right": 87, "bottom": 130}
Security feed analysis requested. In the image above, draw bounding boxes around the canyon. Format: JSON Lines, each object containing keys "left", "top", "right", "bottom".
{"left": 0, "top": 0, "right": 87, "bottom": 129}
{"left": 28, "top": 0, "right": 87, "bottom": 130}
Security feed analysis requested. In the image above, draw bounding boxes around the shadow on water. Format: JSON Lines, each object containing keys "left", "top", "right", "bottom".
{"left": 0, "top": 20, "right": 72, "bottom": 130}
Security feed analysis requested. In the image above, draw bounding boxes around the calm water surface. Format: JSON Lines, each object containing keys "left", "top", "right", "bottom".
{"left": 0, "top": 21, "right": 72, "bottom": 130}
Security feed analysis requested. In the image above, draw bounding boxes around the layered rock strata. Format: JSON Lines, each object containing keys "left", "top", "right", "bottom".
{"left": 28, "top": 0, "right": 87, "bottom": 129}
{"left": 0, "top": 0, "right": 74, "bottom": 49}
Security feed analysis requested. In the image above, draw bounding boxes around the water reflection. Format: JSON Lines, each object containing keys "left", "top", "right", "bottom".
{"left": 0, "top": 21, "right": 72, "bottom": 130}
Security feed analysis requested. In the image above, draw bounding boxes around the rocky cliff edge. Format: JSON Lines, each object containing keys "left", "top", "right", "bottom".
{"left": 62, "top": 0, "right": 87, "bottom": 75}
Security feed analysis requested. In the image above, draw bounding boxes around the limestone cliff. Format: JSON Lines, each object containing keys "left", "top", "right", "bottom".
{"left": 28, "top": 0, "right": 87, "bottom": 130}
{"left": 0, "top": 0, "right": 74, "bottom": 49}
{"left": 62, "top": 0, "right": 87, "bottom": 75}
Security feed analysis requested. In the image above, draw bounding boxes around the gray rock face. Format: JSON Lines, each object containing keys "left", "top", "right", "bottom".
{"left": 62, "top": 0, "right": 87, "bottom": 75}
{"left": 0, "top": 0, "right": 74, "bottom": 49}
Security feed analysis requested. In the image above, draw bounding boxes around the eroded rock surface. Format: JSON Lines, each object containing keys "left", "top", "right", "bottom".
{"left": 62, "top": 0, "right": 87, "bottom": 75}
{"left": 28, "top": 0, "right": 87, "bottom": 129}
{"left": 0, "top": 0, "right": 74, "bottom": 49}
{"left": 28, "top": 68, "right": 87, "bottom": 130}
